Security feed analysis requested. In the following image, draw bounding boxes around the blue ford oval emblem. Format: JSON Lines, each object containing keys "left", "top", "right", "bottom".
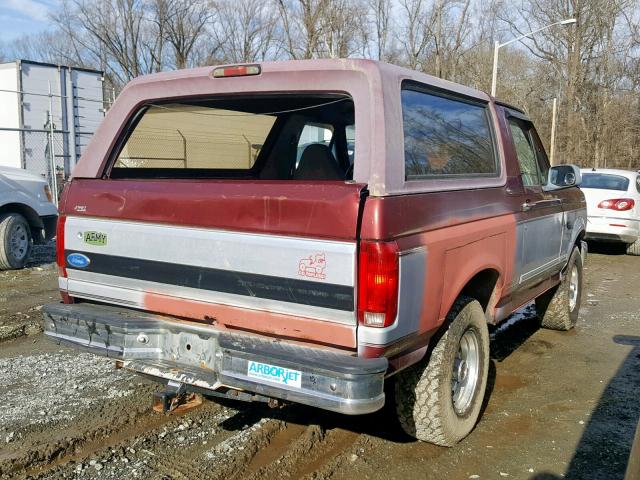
{"left": 67, "top": 253, "right": 90, "bottom": 269}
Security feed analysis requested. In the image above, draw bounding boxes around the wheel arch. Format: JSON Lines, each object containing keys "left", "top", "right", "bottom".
{"left": 459, "top": 268, "right": 502, "bottom": 318}
{"left": 0, "top": 203, "right": 44, "bottom": 230}
{"left": 439, "top": 262, "right": 505, "bottom": 328}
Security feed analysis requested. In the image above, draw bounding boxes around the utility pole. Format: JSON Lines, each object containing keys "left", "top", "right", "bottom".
{"left": 47, "top": 81, "right": 59, "bottom": 206}
{"left": 491, "top": 18, "right": 576, "bottom": 97}
{"left": 550, "top": 97, "right": 557, "bottom": 166}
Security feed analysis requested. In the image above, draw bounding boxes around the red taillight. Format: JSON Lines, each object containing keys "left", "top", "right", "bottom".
{"left": 56, "top": 215, "right": 67, "bottom": 277}
{"left": 597, "top": 198, "right": 635, "bottom": 211}
{"left": 212, "top": 64, "right": 261, "bottom": 78}
{"left": 357, "top": 241, "right": 399, "bottom": 328}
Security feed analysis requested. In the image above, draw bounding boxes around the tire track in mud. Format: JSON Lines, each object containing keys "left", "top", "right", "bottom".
{"left": 128, "top": 403, "right": 281, "bottom": 480}
{"left": 27, "top": 399, "right": 282, "bottom": 480}
{"left": 1, "top": 383, "right": 157, "bottom": 478}
{"left": 227, "top": 408, "right": 363, "bottom": 480}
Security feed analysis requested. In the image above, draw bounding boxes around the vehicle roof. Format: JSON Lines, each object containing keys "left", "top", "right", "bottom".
{"left": 580, "top": 168, "right": 639, "bottom": 179}
{"left": 72, "top": 59, "right": 506, "bottom": 195}
{"left": 124, "top": 59, "right": 491, "bottom": 102}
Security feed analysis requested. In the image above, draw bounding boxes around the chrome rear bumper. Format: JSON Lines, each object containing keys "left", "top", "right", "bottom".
{"left": 43, "top": 303, "right": 387, "bottom": 415}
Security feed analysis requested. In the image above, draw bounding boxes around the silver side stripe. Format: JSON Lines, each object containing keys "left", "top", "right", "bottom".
{"left": 65, "top": 216, "right": 356, "bottom": 287}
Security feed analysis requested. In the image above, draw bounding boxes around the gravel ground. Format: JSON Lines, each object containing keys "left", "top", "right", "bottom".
{"left": 0, "top": 242, "right": 57, "bottom": 342}
{"left": 0, "top": 352, "right": 136, "bottom": 430}
{"left": 0, "top": 246, "right": 638, "bottom": 480}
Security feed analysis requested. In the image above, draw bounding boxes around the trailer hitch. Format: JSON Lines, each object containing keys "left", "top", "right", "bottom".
{"left": 152, "top": 381, "right": 202, "bottom": 414}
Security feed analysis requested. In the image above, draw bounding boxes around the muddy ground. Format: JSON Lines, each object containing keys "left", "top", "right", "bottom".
{"left": 0, "top": 244, "right": 639, "bottom": 480}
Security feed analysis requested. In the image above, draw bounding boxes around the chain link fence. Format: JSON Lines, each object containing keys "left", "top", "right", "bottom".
{"left": 21, "top": 129, "right": 67, "bottom": 196}
{"left": 116, "top": 132, "right": 187, "bottom": 169}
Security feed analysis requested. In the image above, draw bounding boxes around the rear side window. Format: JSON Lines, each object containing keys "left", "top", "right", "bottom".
{"left": 401, "top": 87, "right": 496, "bottom": 179}
{"left": 581, "top": 174, "right": 630, "bottom": 191}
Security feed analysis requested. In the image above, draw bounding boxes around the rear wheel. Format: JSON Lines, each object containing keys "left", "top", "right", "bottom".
{"left": 627, "top": 239, "right": 640, "bottom": 256}
{"left": 536, "top": 246, "right": 583, "bottom": 331}
{"left": 394, "top": 297, "right": 489, "bottom": 446}
{"left": 0, "top": 213, "right": 32, "bottom": 270}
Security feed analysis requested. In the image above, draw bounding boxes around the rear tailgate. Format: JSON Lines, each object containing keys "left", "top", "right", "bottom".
{"left": 59, "top": 179, "right": 365, "bottom": 348}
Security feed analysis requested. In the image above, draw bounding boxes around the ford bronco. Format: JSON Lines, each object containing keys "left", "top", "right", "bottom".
{"left": 43, "top": 60, "right": 587, "bottom": 446}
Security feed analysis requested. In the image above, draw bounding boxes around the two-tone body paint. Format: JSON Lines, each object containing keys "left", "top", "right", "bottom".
{"left": 59, "top": 180, "right": 366, "bottom": 349}
{"left": 356, "top": 103, "right": 586, "bottom": 362}
{"left": 57, "top": 59, "right": 586, "bottom": 372}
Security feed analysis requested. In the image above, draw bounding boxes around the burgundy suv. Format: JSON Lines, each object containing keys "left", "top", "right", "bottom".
{"left": 43, "top": 59, "right": 587, "bottom": 446}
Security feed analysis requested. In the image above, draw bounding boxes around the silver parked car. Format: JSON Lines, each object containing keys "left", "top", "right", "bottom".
{"left": 0, "top": 166, "right": 58, "bottom": 269}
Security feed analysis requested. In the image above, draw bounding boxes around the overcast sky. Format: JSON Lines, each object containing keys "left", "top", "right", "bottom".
{"left": 0, "top": 0, "right": 57, "bottom": 42}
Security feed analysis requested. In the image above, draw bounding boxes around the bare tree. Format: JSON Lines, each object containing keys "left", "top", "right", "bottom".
{"left": 276, "top": 0, "right": 327, "bottom": 59}
{"left": 319, "top": 0, "right": 369, "bottom": 58}
{"left": 497, "top": 0, "right": 638, "bottom": 168}
{"left": 2, "top": 0, "right": 637, "bottom": 169}
{"left": 52, "top": 0, "right": 160, "bottom": 86}
{"left": 151, "top": 0, "right": 213, "bottom": 69}
{"left": 212, "top": 0, "right": 280, "bottom": 63}
{"left": 398, "top": 0, "right": 430, "bottom": 70}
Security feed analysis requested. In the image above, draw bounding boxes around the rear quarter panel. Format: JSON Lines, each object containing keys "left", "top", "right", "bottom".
{"left": 359, "top": 187, "right": 520, "bottom": 342}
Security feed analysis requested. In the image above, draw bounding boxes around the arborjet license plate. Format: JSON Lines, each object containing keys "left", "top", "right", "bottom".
{"left": 247, "top": 360, "right": 302, "bottom": 388}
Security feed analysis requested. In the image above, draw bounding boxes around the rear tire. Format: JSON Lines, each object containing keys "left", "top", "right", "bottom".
{"left": 627, "top": 239, "right": 640, "bottom": 256}
{"left": 394, "top": 297, "right": 489, "bottom": 446}
{"left": 0, "top": 213, "right": 32, "bottom": 270}
{"left": 536, "top": 247, "right": 582, "bottom": 331}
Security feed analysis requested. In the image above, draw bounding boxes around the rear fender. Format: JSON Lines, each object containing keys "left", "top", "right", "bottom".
{"left": 439, "top": 234, "right": 506, "bottom": 325}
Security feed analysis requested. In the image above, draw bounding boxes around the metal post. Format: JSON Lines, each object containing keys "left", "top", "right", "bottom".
{"left": 490, "top": 41, "right": 500, "bottom": 97}
{"left": 489, "top": 19, "right": 575, "bottom": 98}
{"left": 47, "top": 81, "right": 59, "bottom": 206}
{"left": 242, "top": 134, "right": 252, "bottom": 167}
{"left": 176, "top": 129, "right": 187, "bottom": 168}
{"left": 550, "top": 97, "right": 557, "bottom": 166}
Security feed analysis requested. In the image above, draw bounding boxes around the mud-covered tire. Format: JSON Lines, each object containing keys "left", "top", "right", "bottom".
{"left": 0, "top": 213, "right": 32, "bottom": 270}
{"left": 627, "top": 239, "right": 640, "bottom": 256}
{"left": 394, "top": 297, "right": 489, "bottom": 446}
{"left": 536, "top": 247, "right": 583, "bottom": 331}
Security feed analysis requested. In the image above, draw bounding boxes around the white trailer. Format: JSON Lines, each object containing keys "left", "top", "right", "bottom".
{"left": 0, "top": 60, "right": 105, "bottom": 194}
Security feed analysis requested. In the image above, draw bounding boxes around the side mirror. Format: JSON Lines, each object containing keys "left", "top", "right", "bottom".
{"left": 544, "top": 164, "right": 582, "bottom": 191}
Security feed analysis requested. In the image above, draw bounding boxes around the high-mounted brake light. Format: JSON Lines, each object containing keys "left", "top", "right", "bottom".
{"left": 212, "top": 64, "right": 261, "bottom": 78}
{"left": 56, "top": 215, "right": 67, "bottom": 278}
{"left": 597, "top": 198, "right": 635, "bottom": 211}
{"left": 357, "top": 241, "right": 399, "bottom": 328}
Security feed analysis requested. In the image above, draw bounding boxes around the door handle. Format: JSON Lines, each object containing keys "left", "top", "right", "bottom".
{"left": 522, "top": 198, "right": 562, "bottom": 212}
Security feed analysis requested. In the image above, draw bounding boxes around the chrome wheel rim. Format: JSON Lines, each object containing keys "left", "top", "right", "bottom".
{"left": 452, "top": 329, "right": 480, "bottom": 415}
{"left": 568, "top": 264, "right": 579, "bottom": 312}
{"left": 9, "top": 223, "right": 29, "bottom": 261}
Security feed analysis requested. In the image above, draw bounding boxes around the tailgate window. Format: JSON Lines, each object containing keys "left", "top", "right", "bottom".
{"left": 581, "top": 174, "right": 630, "bottom": 191}
{"left": 109, "top": 95, "right": 355, "bottom": 180}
